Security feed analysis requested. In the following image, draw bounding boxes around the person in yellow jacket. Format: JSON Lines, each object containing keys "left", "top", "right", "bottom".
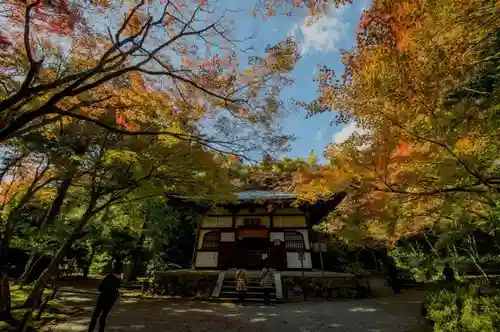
{"left": 235, "top": 266, "right": 248, "bottom": 306}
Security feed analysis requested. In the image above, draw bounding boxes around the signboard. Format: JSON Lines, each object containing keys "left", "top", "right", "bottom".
{"left": 312, "top": 242, "right": 327, "bottom": 253}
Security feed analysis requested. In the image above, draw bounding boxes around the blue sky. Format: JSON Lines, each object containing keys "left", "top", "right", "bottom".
{"left": 225, "top": 0, "right": 371, "bottom": 163}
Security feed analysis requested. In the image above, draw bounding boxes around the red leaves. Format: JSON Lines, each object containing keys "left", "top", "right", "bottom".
{"left": 0, "top": 35, "right": 12, "bottom": 48}
{"left": 192, "top": 0, "right": 208, "bottom": 6}
{"left": 4, "top": 0, "right": 82, "bottom": 36}
{"left": 116, "top": 113, "right": 137, "bottom": 131}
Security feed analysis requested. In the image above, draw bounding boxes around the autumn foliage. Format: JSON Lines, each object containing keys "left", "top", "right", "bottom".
{"left": 297, "top": 0, "right": 500, "bottom": 246}
{"left": 0, "top": 0, "right": 301, "bottom": 157}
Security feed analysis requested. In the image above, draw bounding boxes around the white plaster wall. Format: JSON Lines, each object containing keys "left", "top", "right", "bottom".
{"left": 220, "top": 232, "right": 235, "bottom": 242}
{"left": 270, "top": 232, "right": 284, "bottom": 242}
{"left": 273, "top": 215, "right": 306, "bottom": 228}
{"left": 286, "top": 252, "right": 312, "bottom": 269}
{"left": 195, "top": 251, "right": 218, "bottom": 268}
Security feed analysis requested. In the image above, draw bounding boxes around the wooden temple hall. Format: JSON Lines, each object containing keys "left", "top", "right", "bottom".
{"left": 168, "top": 188, "right": 345, "bottom": 271}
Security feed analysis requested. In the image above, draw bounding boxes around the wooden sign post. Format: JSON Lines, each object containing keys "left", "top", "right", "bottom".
{"left": 298, "top": 250, "right": 307, "bottom": 301}
{"left": 312, "top": 242, "right": 328, "bottom": 297}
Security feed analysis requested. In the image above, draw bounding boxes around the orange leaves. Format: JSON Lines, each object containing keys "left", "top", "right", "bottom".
{"left": 228, "top": 154, "right": 241, "bottom": 164}
{"left": 182, "top": 56, "right": 192, "bottom": 67}
{"left": 92, "top": 0, "right": 109, "bottom": 7}
{"left": 393, "top": 140, "right": 410, "bottom": 157}
{"left": 237, "top": 108, "right": 249, "bottom": 117}
{"left": 455, "top": 137, "right": 473, "bottom": 153}
{"left": 124, "top": 9, "right": 147, "bottom": 36}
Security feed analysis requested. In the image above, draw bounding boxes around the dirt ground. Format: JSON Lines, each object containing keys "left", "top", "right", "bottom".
{"left": 42, "top": 287, "right": 428, "bottom": 332}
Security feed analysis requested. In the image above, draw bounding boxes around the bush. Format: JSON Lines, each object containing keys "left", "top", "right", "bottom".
{"left": 88, "top": 251, "right": 113, "bottom": 276}
{"left": 423, "top": 283, "right": 500, "bottom": 332}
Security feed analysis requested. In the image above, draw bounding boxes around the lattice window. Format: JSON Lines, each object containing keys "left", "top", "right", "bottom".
{"left": 284, "top": 231, "right": 305, "bottom": 250}
{"left": 202, "top": 231, "right": 220, "bottom": 249}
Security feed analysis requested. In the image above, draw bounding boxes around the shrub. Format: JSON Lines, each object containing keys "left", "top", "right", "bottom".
{"left": 424, "top": 283, "right": 500, "bottom": 332}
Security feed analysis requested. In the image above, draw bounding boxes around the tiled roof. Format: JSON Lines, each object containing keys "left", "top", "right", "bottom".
{"left": 237, "top": 191, "right": 297, "bottom": 201}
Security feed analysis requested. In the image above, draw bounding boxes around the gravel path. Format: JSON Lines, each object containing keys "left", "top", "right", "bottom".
{"left": 43, "top": 288, "right": 427, "bottom": 332}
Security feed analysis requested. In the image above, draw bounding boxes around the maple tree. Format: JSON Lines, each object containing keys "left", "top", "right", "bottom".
{"left": 0, "top": 0, "right": 301, "bottom": 158}
{"left": 0, "top": 116, "right": 236, "bottom": 327}
{"left": 297, "top": 0, "right": 500, "bottom": 246}
{"left": 0, "top": 85, "right": 238, "bottom": 316}
{"left": 255, "top": 0, "right": 353, "bottom": 17}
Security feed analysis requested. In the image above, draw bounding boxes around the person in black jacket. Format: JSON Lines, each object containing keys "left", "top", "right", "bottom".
{"left": 385, "top": 256, "right": 401, "bottom": 294}
{"left": 88, "top": 264, "right": 122, "bottom": 332}
{"left": 443, "top": 262, "right": 456, "bottom": 282}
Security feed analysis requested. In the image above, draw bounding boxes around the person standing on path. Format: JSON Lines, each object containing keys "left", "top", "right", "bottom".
{"left": 385, "top": 256, "right": 401, "bottom": 294}
{"left": 443, "top": 262, "right": 456, "bottom": 282}
{"left": 260, "top": 262, "right": 274, "bottom": 306}
{"left": 88, "top": 264, "right": 122, "bottom": 332}
{"left": 235, "top": 266, "right": 248, "bottom": 306}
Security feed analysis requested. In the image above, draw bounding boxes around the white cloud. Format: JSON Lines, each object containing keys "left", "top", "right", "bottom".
{"left": 332, "top": 121, "right": 369, "bottom": 144}
{"left": 289, "top": 5, "right": 348, "bottom": 55}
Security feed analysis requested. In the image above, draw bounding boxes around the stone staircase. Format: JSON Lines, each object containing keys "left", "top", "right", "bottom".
{"left": 213, "top": 271, "right": 284, "bottom": 304}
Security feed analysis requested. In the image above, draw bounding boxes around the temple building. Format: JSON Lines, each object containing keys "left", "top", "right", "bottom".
{"left": 169, "top": 187, "right": 345, "bottom": 271}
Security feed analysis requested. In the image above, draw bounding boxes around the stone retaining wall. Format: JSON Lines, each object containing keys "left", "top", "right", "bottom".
{"left": 152, "top": 273, "right": 218, "bottom": 300}
{"left": 282, "top": 276, "right": 373, "bottom": 302}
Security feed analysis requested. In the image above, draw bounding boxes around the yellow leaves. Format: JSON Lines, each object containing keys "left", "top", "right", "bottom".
{"left": 455, "top": 136, "right": 474, "bottom": 153}
{"left": 38, "top": 67, "right": 58, "bottom": 84}
{"left": 92, "top": 0, "right": 109, "bottom": 7}
{"left": 103, "top": 149, "right": 138, "bottom": 166}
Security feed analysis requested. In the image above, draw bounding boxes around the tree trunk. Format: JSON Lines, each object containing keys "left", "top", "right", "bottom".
{"left": 129, "top": 231, "right": 145, "bottom": 282}
{"left": 0, "top": 272, "right": 12, "bottom": 321}
{"left": 23, "top": 198, "right": 97, "bottom": 309}
{"left": 18, "top": 255, "right": 45, "bottom": 288}
{"left": 35, "top": 281, "right": 58, "bottom": 321}
{"left": 20, "top": 177, "right": 73, "bottom": 286}
{"left": 83, "top": 245, "right": 96, "bottom": 279}
{"left": 0, "top": 213, "right": 15, "bottom": 320}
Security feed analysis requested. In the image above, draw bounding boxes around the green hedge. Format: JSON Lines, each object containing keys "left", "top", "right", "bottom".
{"left": 423, "top": 283, "right": 500, "bottom": 332}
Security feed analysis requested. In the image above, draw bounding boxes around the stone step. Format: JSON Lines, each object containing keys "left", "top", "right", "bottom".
{"left": 223, "top": 280, "right": 264, "bottom": 287}
{"left": 221, "top": 289, "right": 276, "bottom": 295}
{"left": 219, "top": 291, "right": 277, "bottom": 298}
{"left": 214, "top": 297, "right": 284, "bottom": 304}
{"left": 221, "top": 285, "right": 274, "bottom": 291}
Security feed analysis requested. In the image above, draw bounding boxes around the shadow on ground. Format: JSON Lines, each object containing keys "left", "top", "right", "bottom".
{"left": 42, "top": 287, "right": 427, "bottom": 332}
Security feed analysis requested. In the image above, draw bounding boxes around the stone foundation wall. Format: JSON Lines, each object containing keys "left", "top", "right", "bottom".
{"left": 282, "top": 276, "right": 373, "bottom": 302}
{"left": 152, "top": 273, "right": 218, "bottom": 300}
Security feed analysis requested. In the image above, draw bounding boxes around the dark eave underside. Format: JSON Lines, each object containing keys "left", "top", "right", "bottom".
{"left": 165, "top": 191, "right": 346, "bottom": 226}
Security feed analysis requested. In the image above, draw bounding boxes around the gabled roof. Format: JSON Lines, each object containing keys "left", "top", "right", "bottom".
{"left": 165, "top": 190, "right": 346, "bottom": 226}
{"left": 237, "top": 191, "right": 297, "bottom": 201}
